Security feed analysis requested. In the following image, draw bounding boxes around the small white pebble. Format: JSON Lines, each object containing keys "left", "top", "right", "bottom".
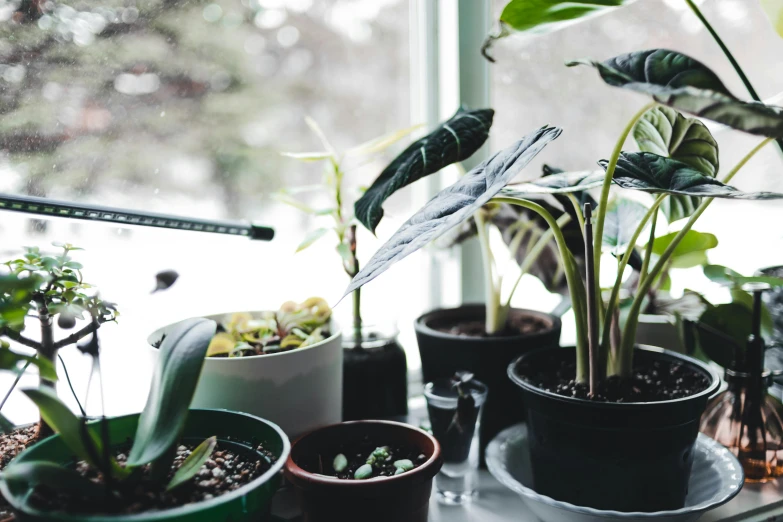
{"left": 212, "top": 467, "right": 225, "bottom": 478}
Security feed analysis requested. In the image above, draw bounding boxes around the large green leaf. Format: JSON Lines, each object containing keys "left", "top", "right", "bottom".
{"left": 761, "top": 0, "right": 783, "bottom": 37}
{"left": 569, "top": 49, "right": 783, "bottom": 138}
{"left": 601, "top": 152, "right": 783, "bottom": 199}
{"left": 483, "top": 0, "right": 636, "bottom": 60}
{"left": 22, "top": 387, "right": 126, "bottom": 477}
{"left": 127, "top": 318, "right": 217, "bottom": 467}
{"left": 342, "top": 126, "right": 562, "bottom": 299}
{"left": 704, "top": 264, "right": 783, "bottom": 288}
{"left": 2, "top": 461, "right": 107, "bottom": 502}
{"left": 601, "top": 198, "right": 648, "bottom": 256}
{"left": 633, "top": 106, "right": 719, "bottom": 223}
{"left": 501, "top": 170, "right": 604, "bottom": 196}
{"left": 697, "top": 303, "right": 750, "bottom": 368}
{"left": 651, "top": 230, "right": 717, "bottom": 269}
{"left": 354, "top": 108, "right": 494, "bottom": 233}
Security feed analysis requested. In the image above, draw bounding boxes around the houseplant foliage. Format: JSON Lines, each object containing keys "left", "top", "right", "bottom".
{"left": 1, "top": 315, "right": 290, "bottom": 521}
{"left": 0, "top": 243, "right": 117, "bottom": 436}
{"left": 281, "top": 108, "right": 493, "bottom": 420}
{"left": 343, "top": 47, "right": 783, "bottom": 510}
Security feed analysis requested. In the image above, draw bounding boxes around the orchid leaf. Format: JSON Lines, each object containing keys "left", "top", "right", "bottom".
{"left": 569, "top": 49, "right": 783, "bottom": 138}
{"left": 2, "top": 461, "right": 107, "bottom": 502}
{"left": 166, "top": 436, "right": 217, "bottom": 491}
{"left": 483, "top": 0, "right": 637, "bottom": 61}
{"left": 601, "top": 153, "right": 783, "bottom": 200}
{"left": 602, "top": 198, "right": 648, "bottom": 256}
{"left": 342, "top": 126, "right": 562, "bottom": 299}
{"left": 127, "top": 318, "right": 217, "bottom": 467}
{"left": 633, "top": 106, "right": 719, "bottom": 222}
{"left": 355, "top": 108, "right": 494, "bottom": 233}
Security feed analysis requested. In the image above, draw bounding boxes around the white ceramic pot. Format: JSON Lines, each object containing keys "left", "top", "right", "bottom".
{"left": 148, "top": 312, "right": 343, "bottom": 439}
{"left": 635, "top": 313, "right": 686, "bottom": 353}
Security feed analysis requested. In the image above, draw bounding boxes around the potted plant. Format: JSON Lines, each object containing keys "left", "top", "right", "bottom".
{"left": 1, "top": 317, "right": 290, "bottom": 521}
{"left": 342, "top": 47, "right": 783, "bottom": 510}
{"left": 281, "top": 109, "right": 493, "bottom": 420}
{"left": 149, "top": 297, "right": 342, "bottom": 439}
{"left": 284, "top": 420, "right": 441, "bottom": 522}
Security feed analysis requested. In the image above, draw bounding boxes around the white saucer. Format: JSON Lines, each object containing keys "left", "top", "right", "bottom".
{"left": 486, "top": 424, "right": 744, "bottom": 522}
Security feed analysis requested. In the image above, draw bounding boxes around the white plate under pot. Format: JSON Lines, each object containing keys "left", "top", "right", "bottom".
{"left": 486, "top": 424, "right": 744, "bottom": 522}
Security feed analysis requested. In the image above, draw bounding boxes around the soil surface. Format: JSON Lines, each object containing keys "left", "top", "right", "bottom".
{"left": 517, "top": 352, "right": 711, "bottom": 402}
{"left": 0, "top": 425, "right": 38, "bottom": 522}
{"left": 312, "top": 437, "right": 427, "bottom": 480}
{"left": 27, "top": 441, "right": 274, "bottom": 516}
{"left": 431, "top": 313, "right": 550, "bottom": 338}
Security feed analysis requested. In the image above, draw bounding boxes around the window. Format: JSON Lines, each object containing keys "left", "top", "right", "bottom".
{"left": 490, "top": 0, "right": 783, "bottom": 330}
{"left": 0, "top": 0, "right": 421, "bottom": 421}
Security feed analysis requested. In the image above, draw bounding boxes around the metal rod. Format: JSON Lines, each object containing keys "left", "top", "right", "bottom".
{"left": 0, "top": 193, "right": 274, "bottom": 241}
{"left": 584, "top": 203, "right": 599, "bottom": 396}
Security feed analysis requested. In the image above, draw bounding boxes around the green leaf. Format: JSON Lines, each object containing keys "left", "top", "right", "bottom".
{"left": 633, "top": 106, "right": 719, "bottom": 222}
{"left": 569, "top": 49, "right": 783, "bottom": 138}
{"left": 22, "top": 387, "right": 126, "bottom": 477}
{"left": 342, "top": 126, "right": 562, "bottom": 299}
{"left": 501, "top": 169, "right": 604, "bottom": 196}
{"left": 354, "top": 108, "right": 494, "bottom": 233}
{"left": 601, "top": 198, "right": 648, "bottom": 256}
{"left": 279, "top": 151, "right": 334, "bottom": 162}
{"left": 166, "top": 436, "right": 217, "bottom": 491}
{"left": 336, "top": 243, "right": 352, "bottom": 263}
{"left": 347, "top": 124, "right": 424, "bottom": 156}
{"left": 296, "top": 228, "right": 330, "bottom": 253}
{"left": 0, "top": 413, "right": 14, "bottom": 434}
{"left": 697, "top": 303, "right": 750, "bottom": 367}
{"left": 704, "top": 264, "right": 783, "bottom": 288}
{"left": 2, "top": 461, "right": 106, "bottom": 501}
{"left": 272, "top": 193, "right": 316, "bottom": 214}
{"left": 651, "top": 230, "right": 717, "bottom": 268}
{"left": 0, "top": 348, "right": 57, "bottom": 382}
{"left": 602, "top": 153, "right": 783, "bottom": 200}
{"left": 761, "top": 0, "right": 783, "bottom": 37}
{"left": 127, "top": 318, "right": 217, "bottom": 467}
{"left": 483, "top": 0, "right": 636, "bottom": 60}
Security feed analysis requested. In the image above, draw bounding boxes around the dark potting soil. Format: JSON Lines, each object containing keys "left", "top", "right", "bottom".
{"left": 312, "top": 437, "right": 427, "bottom": 480}
{"left": 431, "top": 314, "right": 549, "bottom": 338}
{"left": 0, "top": 425, "right": 38, "bottom": 522}
{"left": 28, "top": 442, "right": 274, "bottom": 516}
{"left": 517, "top": 354, "right": 711, "bottom": 402}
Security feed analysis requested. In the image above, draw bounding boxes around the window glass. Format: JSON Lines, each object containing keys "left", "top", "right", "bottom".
{"left": 490, "top": 0, "right": 783, "bottom": 325}
{"left": 0, "top": 0, "right": 416, "bottom": 420}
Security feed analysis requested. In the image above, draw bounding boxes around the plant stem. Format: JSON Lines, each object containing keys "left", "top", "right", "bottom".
{"left": 600, "top": 194, "right": 666, "bottom": 364}
{"left": 584, "top": 204, "right": 601, "bottom": 394}
{"left": 505, "top": 214, "right": 571, "bottom": 308}
{"left": 639, "top": 211, "right": 658, "bottom": 283}
{"left": 684, "top": 0, "right": 783, "bottom": 157}
{"left": 618, "top": 137, "right": 773, "bottom": 373}
{"left": 58, "top": 353, "right": 85, "bottom": 417}
{"left": 475, "top": 210, "right": 503, "bottom": 334}
{"left": 567, "top": 193, "right": 586, "bottom": 242}
{"left": 0, "top": 328, "right": 42, "bottom": 350}
{"left": 38, "top": 314, "right": 55, "bottom": 390}
{"left": 593, "top": 102, "right": 658, "bottom": 293}
{"left": 0, "top": 360, "right": 31, "bottom": 413}
{"left": 494, "top": 197, "right": 589, "bottom": 382}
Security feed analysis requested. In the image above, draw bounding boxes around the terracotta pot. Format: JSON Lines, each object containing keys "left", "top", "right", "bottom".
{"left": 508, "top": 346, "right": 720, "bottom": 512}
{"left": 414, "top": 305, "right": 561, "bottom": 461}
{"left": 284, "top": 420, "right": 442, "bottom": 522}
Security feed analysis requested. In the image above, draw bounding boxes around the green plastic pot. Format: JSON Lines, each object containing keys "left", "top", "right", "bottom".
{"left": 0, "top": 409, "right": 290, "bottom": 522}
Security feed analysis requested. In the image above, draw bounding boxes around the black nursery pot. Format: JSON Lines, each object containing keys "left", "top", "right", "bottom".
{"left": 342, "top": 326, "right": 408, "bottom": 421}
{"left": 415, "top": 305, "right": 561, "bottom": 461}
{"left": 508, "top": 346, "right": 720, "bottom": 512}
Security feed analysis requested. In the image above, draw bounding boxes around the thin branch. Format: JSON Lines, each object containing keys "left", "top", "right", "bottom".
{"left": 0, "top": 360, "right": 32, "bottom": 412}
{"left": 0, "top": 327, "right": 42, "bottom": 350}
{"left": 52, "top": 317, "right": 110, "bottom": 350}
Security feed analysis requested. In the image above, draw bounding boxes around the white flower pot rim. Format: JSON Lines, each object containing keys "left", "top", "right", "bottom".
{"left": 147, "top": 311, "right": 342, "bottom": 361}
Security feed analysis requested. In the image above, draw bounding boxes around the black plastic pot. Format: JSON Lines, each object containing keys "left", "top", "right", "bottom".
{"left": 508, "top": 346, "right": 720, "bottom": 512}
{"left": 415, "top": 305, "right": 561, "bottom": 461}
{"left": 342, "top": 326, "right": 408, "bottom": 421}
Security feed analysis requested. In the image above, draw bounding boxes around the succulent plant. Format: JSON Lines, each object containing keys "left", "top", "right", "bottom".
{"left": 206, "top": 297, "right": 332, "bottom": 357}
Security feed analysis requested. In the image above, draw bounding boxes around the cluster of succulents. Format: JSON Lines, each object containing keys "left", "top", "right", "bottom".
{"left": 206, "top": 297, "right": 331, "bottom": 357}
{"left": 333, "top": 446, "right": 416, "bottom": 480}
